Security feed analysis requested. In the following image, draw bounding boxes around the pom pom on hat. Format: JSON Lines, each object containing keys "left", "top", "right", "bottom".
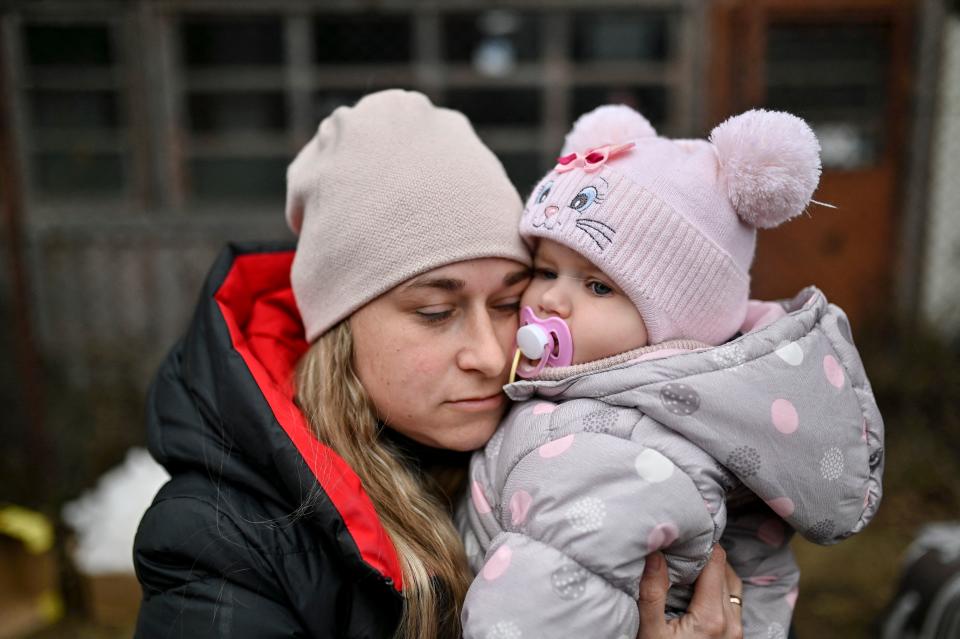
{"left": 710, "top": 109, "right": 821, "bottom": 229}
{"left": 562, "top": 104, "right": 657, "bottom": 155}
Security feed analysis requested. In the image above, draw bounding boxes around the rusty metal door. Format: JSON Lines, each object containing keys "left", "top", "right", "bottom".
{"left": 709, "top": 0, "right": 914, "bottom": 328}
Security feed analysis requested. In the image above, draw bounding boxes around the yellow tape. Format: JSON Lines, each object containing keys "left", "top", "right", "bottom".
{"left": 37, "top": 589, "right": 64, "bottom": 623}
{"left": 0, "top": 505, "right": 54, "bottom": 554}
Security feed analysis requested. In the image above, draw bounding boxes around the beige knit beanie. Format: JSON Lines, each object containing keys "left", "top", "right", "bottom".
{"left": 286, "top": 89, "right": 531, "bottom": 342}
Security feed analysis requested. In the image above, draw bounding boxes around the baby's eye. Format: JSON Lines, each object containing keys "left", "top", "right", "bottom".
{"left": 534, "top": 267, "right": 558, "bottom": 280}
{"left": 536, "top": 181, "right": 554, "bottom": 204}
{"left": 570, "top": 186, "right": 599, "bottom": 211}
{"left": 588, "top": 280, "right": 613, "bottom": 296}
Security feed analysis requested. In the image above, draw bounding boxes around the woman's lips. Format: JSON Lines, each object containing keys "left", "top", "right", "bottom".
{"left": 445, "top": 393, "right": 504, "bottom": 412}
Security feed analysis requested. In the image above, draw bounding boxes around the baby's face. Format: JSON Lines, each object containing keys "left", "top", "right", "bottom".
{"left": 520, "top": 239, "right": 648, "bottom": 365}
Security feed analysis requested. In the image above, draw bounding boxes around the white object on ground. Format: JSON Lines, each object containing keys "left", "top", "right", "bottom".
{"left": 61, "top": 448, "right": 169, "bottom": 575}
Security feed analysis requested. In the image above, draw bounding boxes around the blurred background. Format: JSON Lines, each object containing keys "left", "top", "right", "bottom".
{"left": 0, "top": 0, "right": 958, "bottom": 637}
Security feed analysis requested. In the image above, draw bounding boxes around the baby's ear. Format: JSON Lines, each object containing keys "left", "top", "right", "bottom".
{"left": 710, "top": 109, "right": 822, "bottom": 229}
{"left": 562, "top": 104, "right": 657, "bottom": 155}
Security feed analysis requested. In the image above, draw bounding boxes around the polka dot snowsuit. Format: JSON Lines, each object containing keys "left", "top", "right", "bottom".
{"left": 460, "top": 287, "right": 884, "bottom": 639}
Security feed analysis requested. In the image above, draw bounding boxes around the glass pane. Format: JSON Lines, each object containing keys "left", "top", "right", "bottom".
{"left": 572, "top": 11, "right": 671, "bottom": 62}
{"left": 498, "top": 152, "right": 548, "bottom": 198}
{"left": 765, "top": 23, "right": 890, "bottom": 169}
{"left": 188, "top": 92, "right": 287, "bottom": 132}
{"left": 313, "top": 14, "right": 412, "bottom": 63}
{"left": 571, "top": 86, "right": 667, "bottom": 131}
{"left": 767, "top": 23, "right": 889, "bottom": 65}
{"left": 444, "top": 89, "right": 541, "bottom": 127}
{"left": 188, "top": 157, "right": 287, "bottom": 201}
{"left": 24, "top": 24, "right": 113, "bottom": 67}
{"left": 182, "top": 16, "right": 284, "bottom": 66}
{"left": 443, "top": 11, "right": 540, "bottom": 74}
{"left": 32, "top": 152, "right": 124, "bottom": 195}
{"left": 30, "top": 90, "right": 121, "bottom": 129}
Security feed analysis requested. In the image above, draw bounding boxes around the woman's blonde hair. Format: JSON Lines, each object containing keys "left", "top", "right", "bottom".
{"left": 294, "top": 321, "right": 472, "bottom": 639}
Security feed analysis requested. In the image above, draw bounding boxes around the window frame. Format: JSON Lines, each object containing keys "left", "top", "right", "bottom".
{"left": 3, "top": 0, "right": 706, "bottom": 221}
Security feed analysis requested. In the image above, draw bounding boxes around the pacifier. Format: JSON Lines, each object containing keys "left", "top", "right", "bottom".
{"left": 511, "top": 306, "right": 574, "bottom": 380}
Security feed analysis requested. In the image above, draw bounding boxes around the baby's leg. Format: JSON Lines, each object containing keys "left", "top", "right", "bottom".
{"left": 721, "top": 501, "right": 800, "bottom": 639}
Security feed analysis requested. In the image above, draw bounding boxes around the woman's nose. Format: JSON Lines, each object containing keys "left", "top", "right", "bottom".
{"left": 456, "top": 313, "right": 508, "bottom": 377}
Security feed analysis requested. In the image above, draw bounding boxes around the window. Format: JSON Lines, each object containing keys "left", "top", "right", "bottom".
{"left": 571, "top": 10, "right": 672, "bottom": 62}
{"left": 12, "top": 4, "right": 700, "bottom": 208}
{"left": 21, "top": 21, "right": 130, "bottom": 200}
{"left": 313, "top": 14, "right": 412, "bottom": 63}
{"left": 443, "top": 11, "right": 541, "bottom": 65}
{"left": 179, "top": 15, "right": 288, "bottom": 202}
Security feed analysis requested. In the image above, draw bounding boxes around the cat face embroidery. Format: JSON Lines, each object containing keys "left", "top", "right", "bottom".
{"left": 529, "top": 175, "right": 617, "bottom": 251}
{"left": 529, "top": 180, "right": 563, "bottom": 229}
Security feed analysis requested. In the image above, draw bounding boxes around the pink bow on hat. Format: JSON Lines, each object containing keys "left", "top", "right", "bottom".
{"left": 554, "top": 142, "right": 635, "bottom": 174}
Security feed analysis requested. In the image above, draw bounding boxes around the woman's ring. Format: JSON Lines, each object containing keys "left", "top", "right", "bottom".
{"left": 729, "top": 594, "right": 743, "bottom": 606}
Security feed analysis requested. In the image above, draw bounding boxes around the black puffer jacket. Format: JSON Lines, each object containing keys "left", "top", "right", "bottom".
{"left": 134, "top": 243, "right": 403, "bottom": 638}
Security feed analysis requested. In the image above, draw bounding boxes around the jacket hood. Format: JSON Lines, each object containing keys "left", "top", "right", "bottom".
{"left": 504, "top": 287, "right": 884, "bottom": 544}
{"left": 146, "top": 243, "right": 403, "bottom": 591}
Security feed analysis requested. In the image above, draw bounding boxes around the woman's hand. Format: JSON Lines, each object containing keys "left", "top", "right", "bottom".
{"left": 636, "top": 546, "right": 744, "bottom": 639}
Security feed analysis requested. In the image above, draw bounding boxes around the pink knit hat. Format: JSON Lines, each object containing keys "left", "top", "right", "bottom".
{"left": 519, "top": 105, "right": 822, "bottom": 345}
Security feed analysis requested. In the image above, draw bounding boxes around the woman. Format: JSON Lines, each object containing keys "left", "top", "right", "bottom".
{"left": 133, "top": 90, "right": 743, "bottom": 639}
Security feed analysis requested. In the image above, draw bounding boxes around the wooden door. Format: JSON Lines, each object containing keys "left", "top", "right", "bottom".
{"left": 709, "top": 0, "right": 914, "bottom": 328}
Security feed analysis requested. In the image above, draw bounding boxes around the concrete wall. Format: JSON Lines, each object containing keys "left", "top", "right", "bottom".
{"left": 922, "top": 15, "right": 960, "bottom": 335}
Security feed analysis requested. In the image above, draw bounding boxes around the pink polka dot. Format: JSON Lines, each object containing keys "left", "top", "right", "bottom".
{"left": 771, "top": 399, "right": 799, "bottom": 434}
{"left": 823, "top": 355, "right": 845, "bottom": 388}
{"left": 786, "top": 587, "right": 799, "bottom": 610}
{"left": 471, "top": 481, "right": 491, "bottom": 514}
{"left": 703, "top": 498, "right": 718, "bottom": 514}
{"left": 757, "top": 518, "right": 785, "bottom": 547}
{"left": 539, "top": 434, "right": 574, "bottom": 458}
{"left": 647, "top": 522, "right": 680, "bottom": 551}
{"left": 509, "top": 490, "right": 533, "bottom": 526}
{"left": 766, "top": 497, "right": 795, "bottom": 518}
{"left": 532, "top": 402, "right": 557, "bottom": 415}
{"left": 746, "top": 575, "right": 779, "bottom": 586}
{"left": 482, "top": 545, "right": 513, "bottom": 581}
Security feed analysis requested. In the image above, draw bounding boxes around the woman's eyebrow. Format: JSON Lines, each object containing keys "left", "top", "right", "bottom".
{"left": 404, "top": 277, "right": 464, "bottom": 292}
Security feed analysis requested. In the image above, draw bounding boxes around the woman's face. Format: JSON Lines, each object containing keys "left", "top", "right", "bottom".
{"left": 350, "top": 258, "right": 530, "bottom": 451}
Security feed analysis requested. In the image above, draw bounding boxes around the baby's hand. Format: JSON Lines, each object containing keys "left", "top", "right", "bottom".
{"left": 636, "top": 547, "right": 744, "bottom": 639}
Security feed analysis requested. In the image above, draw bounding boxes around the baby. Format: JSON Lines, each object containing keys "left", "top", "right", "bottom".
{"left": 460, "top": 105, "right": 885, "bottom": 639}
